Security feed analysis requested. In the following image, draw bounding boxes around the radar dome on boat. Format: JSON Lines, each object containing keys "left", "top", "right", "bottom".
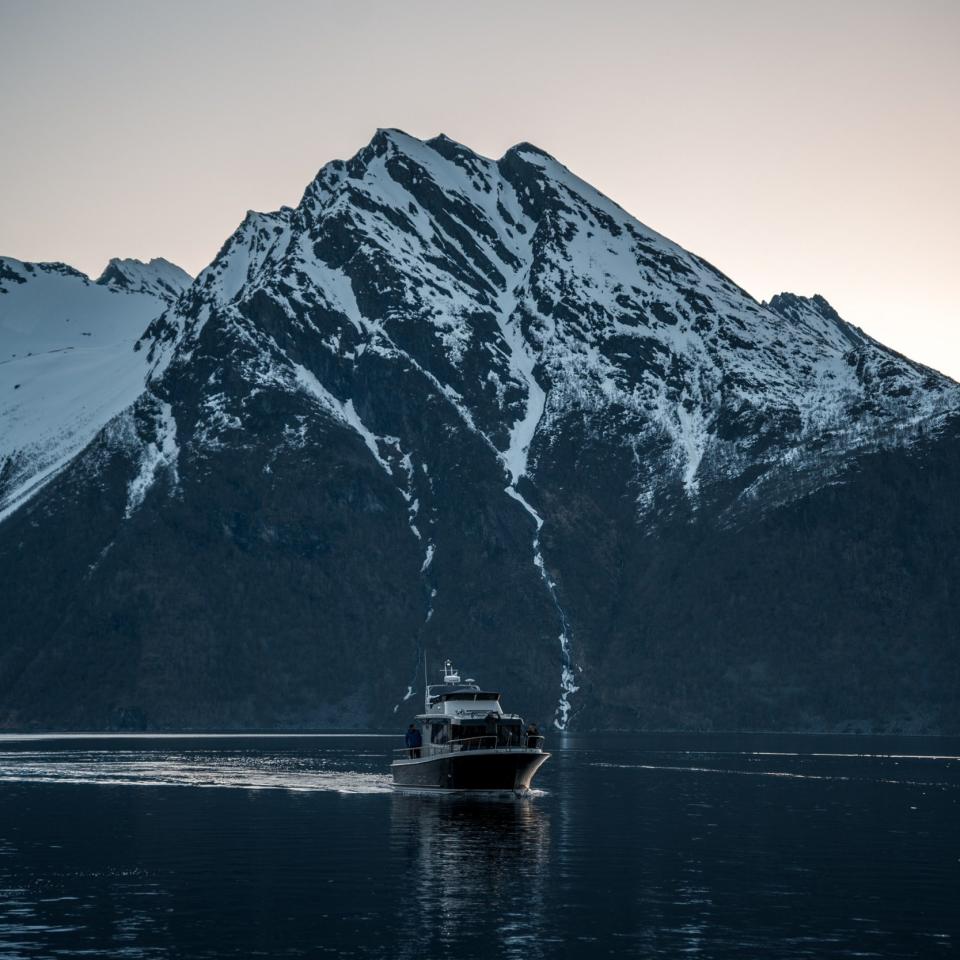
{"left": 443, "top": 660, "right": 461, "bottom": 684}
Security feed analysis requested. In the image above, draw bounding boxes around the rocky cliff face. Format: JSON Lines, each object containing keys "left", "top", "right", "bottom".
{"left": 1, "top": 130, "right": 957, "bottom": 733}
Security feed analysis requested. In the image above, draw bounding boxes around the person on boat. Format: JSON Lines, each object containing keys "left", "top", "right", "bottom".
{"left": 526, "top": 722, "right": 540, "bottom": 746}
{"left": 405, "top": 724, "right": 422, "bottom": 758}
{"left": 485, "top": 712, "right": 498, "bottom": 746}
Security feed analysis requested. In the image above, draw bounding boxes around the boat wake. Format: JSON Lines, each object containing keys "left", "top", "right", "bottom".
{"left": 0, "top": 750, "right": 394, "bottom": 794}
{"left": 590, "top": 760, "right": 959, "bottom": 790}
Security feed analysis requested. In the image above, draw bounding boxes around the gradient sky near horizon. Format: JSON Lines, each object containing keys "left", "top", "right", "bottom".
{"left": 1, "top": 0, "right": 958, "bottom": 377}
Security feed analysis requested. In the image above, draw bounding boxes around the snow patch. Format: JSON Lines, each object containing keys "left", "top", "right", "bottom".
{"left": 292, "top": 364, "right": 393, "bottom": 475}
{"left": 125, "top": 400, "right": 179, "bottom": 518}
{"left": 505, "top": 485, "right": 578, "bottom": 728}
{"left": 0, "top": 257, "right": 173, "bottom": 523}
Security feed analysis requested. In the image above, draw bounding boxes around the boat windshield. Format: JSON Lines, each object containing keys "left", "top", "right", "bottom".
{"left": 452, "top": 716, "right": 523, "bottom": 747}
{"left": 426, "top": 682, "right": 481, "bottom": 702}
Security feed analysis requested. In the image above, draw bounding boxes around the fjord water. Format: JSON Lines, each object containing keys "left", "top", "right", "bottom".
{"left": 0, "top": 734, "right": 957, "bottom": 958}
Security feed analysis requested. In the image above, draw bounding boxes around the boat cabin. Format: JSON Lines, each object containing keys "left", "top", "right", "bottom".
{"left": 418, "top": 713, "right": 525, "bottom": 750}
{"left": 416, "top": 660, "right": 526, "bottom": 753}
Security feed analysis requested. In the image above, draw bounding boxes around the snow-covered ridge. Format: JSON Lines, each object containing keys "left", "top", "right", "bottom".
{"left": 97, "top": 257, "right": 192, "bottom": 303}
{"left": 123, "top": 395, "right": 180, "bottom": 519}
{"left": 0, "top": 255, "right": 186, "bottom": 521}
{"left": 169, "top": 129, "right": 959, "bottom": 476}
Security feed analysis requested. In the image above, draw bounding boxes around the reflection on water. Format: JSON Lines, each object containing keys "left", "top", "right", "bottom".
{"left": 390, "top": 794, "right": 550, "bottom": 960}
{"left": 0, "top": 733, "right": 957, "bottom": 958}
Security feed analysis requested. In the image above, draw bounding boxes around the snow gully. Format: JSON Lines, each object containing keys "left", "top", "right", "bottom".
{"left": 493, "top": 297, "right": 578, "bottom": 728}
{"left": 504, "top": 485, "right": 579, "bottom": 729}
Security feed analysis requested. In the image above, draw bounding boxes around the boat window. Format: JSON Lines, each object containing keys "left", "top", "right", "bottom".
{"left": 497, "top": 720, "right": 521, "bottom": 746}
{"left": 430, "top": 723, "right": 449, "bottom": 744}
{"left": 453, "top": 724, "right": 487, "bottom": 742}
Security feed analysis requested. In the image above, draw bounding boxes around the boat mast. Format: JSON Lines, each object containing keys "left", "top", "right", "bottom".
{"left": 423, "top": 650, "right": 429, "bottom": 713}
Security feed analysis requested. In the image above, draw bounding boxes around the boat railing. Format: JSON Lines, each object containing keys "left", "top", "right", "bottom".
{"left": 393, "top": 734, "right": 545, "bottom": 758}
{"left": 448, "top": 736, "right": 498, "bottom": 752}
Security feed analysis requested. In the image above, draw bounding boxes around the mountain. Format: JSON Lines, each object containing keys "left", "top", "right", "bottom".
{"left": 96, "top": 257, "right": 192, "bottom": 301}
{"left": 1, "top": 129, "right": 957, "bottom": 734}
{"left": 0, "top": 257, "right": 190, "bottom": 522}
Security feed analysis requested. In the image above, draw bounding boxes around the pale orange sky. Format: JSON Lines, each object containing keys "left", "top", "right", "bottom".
{"left": 1, "top": 0, "right": 957, "bottom": 377}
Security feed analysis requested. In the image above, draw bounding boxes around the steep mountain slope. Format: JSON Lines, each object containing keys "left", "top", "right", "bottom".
{"left": 0, "top": 257, "right": 190, "bottom": 521}
{"left": 0, "top": 130, "right": 957, "bottom": 733}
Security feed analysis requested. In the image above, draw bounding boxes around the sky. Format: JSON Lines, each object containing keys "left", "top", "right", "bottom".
{"left": 1, "top": 0, "right": 958, "bottom": 377}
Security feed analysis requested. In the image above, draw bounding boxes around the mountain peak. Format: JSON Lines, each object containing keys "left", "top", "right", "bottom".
{"left": 502, "top": 140, "right": 556, "bottom": 163}
{"left": 373, "top": 125, "right": 413, "bottom": 142}
{"left": 368, "top": 127, "right": 427, "bottom": 157}
{"left": 96, "top": 257, "right": 192, "bottom": 303}
{"left": 368, "top": 129, "right": 561, "bottom": 170}
{"left": 0, "top": 257, "right": 90, "bottom": 288}
{"left": 768, "top": 291, "right": 839, "bottom": 319}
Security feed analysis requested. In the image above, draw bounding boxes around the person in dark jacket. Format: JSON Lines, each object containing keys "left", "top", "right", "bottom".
{"left": 404, "top": 724, "right": 422, "bottom": 758}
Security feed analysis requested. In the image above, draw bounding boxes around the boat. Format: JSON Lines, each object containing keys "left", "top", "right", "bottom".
{"left": 391, "top": 659, "right": 550, "bottom": 792}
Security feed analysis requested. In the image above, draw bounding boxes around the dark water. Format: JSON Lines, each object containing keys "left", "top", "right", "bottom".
{"left": 0, "top": 733, "right": 958, "bottom": 959}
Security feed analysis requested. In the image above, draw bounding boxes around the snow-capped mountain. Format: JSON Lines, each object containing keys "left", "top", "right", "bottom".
{"left": 96, "top": 257, "right": 192, "bottom": 302}
{"left": 0, "top": 256, "right": 190, "bottom": 521}
{"left": 1, "top": 130, "right": 958, "bottom": 734}
{"left": 146, "top": 130, "right": 956, "bottom": 511}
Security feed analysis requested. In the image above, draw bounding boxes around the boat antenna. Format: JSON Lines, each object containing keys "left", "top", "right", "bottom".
{"left": 423, "top": 650, "right": 429, "bottom": 712}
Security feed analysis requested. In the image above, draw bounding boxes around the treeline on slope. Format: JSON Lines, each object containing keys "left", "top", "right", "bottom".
{"left": 552, "top": 417, "right": 960, "bottom": 734}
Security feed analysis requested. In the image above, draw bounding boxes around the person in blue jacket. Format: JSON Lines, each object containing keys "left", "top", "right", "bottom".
{"left": 405, "top": 724, "right": 422, "bottom": 758}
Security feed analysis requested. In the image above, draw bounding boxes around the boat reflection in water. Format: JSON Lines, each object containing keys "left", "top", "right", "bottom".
{"left": 390, "top": 792, "right": 551, "bottom": 960}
